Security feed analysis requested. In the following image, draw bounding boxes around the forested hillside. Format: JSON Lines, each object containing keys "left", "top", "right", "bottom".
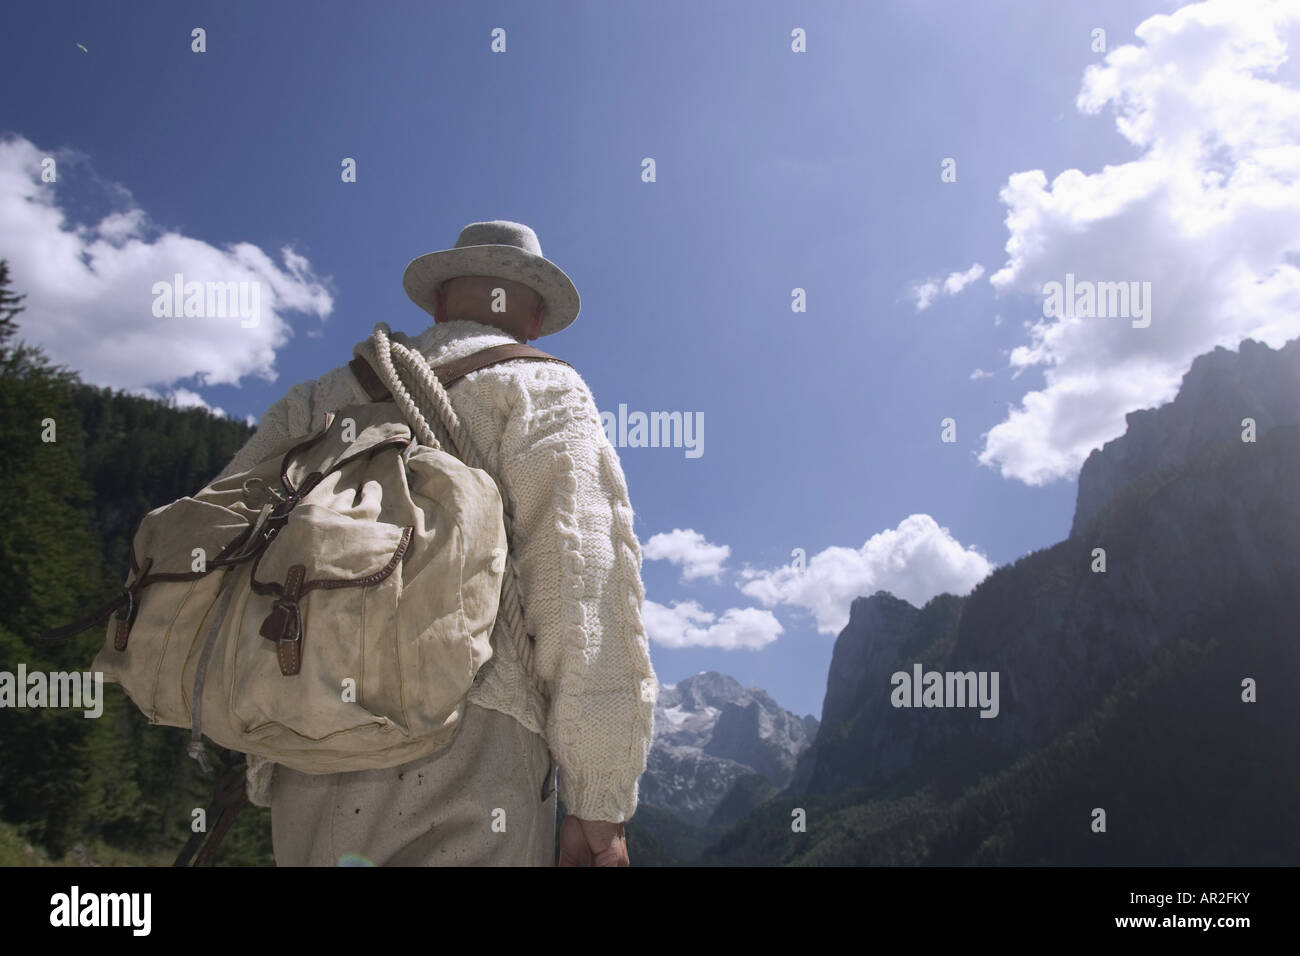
{"left": 0, "top": 260, "right": 272, "bottom": 865}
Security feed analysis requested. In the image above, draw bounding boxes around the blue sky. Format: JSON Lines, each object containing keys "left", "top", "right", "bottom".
{"left": 3, "top": 0, "right": 1299, "bottom": 719}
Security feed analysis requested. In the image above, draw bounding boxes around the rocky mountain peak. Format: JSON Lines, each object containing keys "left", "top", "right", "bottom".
{"left": 1072, "top": 337, "right": 1300, "bottom": 537}
{"left": 640, "top": 671, "right": 819, "bottom": 828}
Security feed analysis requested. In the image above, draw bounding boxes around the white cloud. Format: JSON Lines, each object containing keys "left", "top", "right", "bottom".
{"left": 913, "top": 283, "right": 940, "bottom": 311}
{"left": 911, "top": 263, "right": 985, "bottom": 311}
{"left": 738, "top": 514, "right": 993, "bottom": 635}
{"left": 0, "top": 134, "right": 333, "bottom": 395}
{"left": 983, "top": 0, "right": 1300, "bottom": 485}
{"left": 131, "top": 385, "right": 228, "bottom": 418}
{"left": 643, "top": 599, "right": 782, "bottom": 650}
{"left": 96, "top": 208, "right": 146, "bottom": 242}
{"left": 969, "top": 368, "right": 994, "bottom": 380}
{"left": 167, "top": 387, "right": 227, "bottom": 419}
{"left": 643, "top": 528, "right": 731, "bottom": 581}
{"left": 944, "top": 263, "right": 986, "bottom": 294}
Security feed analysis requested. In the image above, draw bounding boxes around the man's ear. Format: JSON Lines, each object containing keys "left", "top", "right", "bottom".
{"left": 431, "top": 282, "right": 446, "bottom": 322}
{"left": 525, "top": 301, "right": 545, "bottom": 341}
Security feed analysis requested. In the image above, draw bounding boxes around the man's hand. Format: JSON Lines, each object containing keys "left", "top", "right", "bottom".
{"left": 557, "top": 815, "right": 629, "bottom": 867}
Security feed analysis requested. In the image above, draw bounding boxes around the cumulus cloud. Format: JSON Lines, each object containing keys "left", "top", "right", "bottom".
{"left": 643, "top": 528, "right": 731, "bottom": 581}
{"left": 132, "top": 385, "right": 228, "bottom": 419}
{"left": 0, "top": 134, "right": 333, "bottom": 394}
{"left": 969, "top": 368, "right": 994, "bottom": 380}
{"left": 738, "top": 514, "right": 993, "bottom": 635}
{"left": 982, "top": 0, "right": 1300, "bottom": 485}
{"left": 911, "top": 263, "right": 985, "bottom": 311}
{"left": 642, "top": 599, "right": 782, "bottom": 650}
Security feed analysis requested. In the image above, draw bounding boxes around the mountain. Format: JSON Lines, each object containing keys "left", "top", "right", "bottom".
{"left": 710, "top": 336, "right": 1300, "bottom": 865}
{"left": 638, "top": 672, "right": 818, "bottom": 830}
{"left": 1072, "top": 336, "right": 1300, "bottom": 536}
{"left": 786, "top": 591, "right": 967, "bottom": 797}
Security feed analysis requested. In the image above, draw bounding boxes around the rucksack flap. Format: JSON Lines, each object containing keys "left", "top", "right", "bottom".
{"left": 93, "top": 399, "right": 509, "bottom": 774}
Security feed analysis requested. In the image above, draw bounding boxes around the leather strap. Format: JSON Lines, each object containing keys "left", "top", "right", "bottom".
{"left": 38, "top": 589, "right": 129, "bottom": 644}
{"left": 38, "top": 557, "right": 154, "bottom": 647}
{"left": 263, "top": 564, "right": 307, "bottom": 676}
{"left": 349, "top": 343, "right": 569, "bottom": 403}
{"left": 349, "top": 353, "right": 390, "bottom": 402}
{"left": 173, "top": 763, "right": 248, "bottom": 867}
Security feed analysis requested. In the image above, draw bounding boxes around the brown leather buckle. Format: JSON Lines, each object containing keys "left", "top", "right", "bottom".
{"left": 258, "top": 601, "right": 299, "bottom": 643}
{"left": 112, "top": 588, "right": 134, "bottom": 651}
{"left": 259, "top": 564, "right": 307, "bottom": 676}
{"left": 113, "top": 557, "right": 153, "bottom": 651}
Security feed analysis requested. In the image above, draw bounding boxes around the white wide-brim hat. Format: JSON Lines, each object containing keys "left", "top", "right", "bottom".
{"left": 401, "top": 220, "right": 581, "bottom": 336}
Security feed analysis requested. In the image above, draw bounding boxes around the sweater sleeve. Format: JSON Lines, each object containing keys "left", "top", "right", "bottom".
{"left": 494, "top": 363, "right": 657, "bottom": 823}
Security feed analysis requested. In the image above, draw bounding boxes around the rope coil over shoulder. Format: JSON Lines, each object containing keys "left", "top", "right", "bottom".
{"left": 369, "top": 322, "right": 547, "bottom": 696}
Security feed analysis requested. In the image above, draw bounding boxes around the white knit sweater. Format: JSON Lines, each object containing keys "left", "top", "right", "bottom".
{"left": 215, "top": 320, "right": 657, "bottom": 823}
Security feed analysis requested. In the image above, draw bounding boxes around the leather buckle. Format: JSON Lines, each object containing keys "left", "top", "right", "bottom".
{"left": 259, "top": 601, "right": 300, "bottom": 644}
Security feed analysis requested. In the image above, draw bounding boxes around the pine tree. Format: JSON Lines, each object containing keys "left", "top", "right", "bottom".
{"left": 0, "top": 259, "right": 104, "bottom": 853}
{"left": 0, "top": 259, "right": 26, "bottom": 356}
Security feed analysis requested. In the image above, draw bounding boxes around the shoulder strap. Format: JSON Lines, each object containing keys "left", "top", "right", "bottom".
{"left": 349, "top": 343, "right": 569, "bottom": 403}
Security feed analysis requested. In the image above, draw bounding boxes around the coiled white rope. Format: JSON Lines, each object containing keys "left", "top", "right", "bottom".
{"left": 370, "top": 323, "right": 542, "bottom": 693}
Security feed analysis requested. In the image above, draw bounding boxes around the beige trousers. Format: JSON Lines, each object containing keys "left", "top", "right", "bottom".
{"left": 269, "top": 702, "right": 557, "bottom": 866}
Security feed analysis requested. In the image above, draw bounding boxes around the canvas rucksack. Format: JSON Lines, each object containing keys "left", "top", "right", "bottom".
{"left": 55, "top": 323, "right": 565, "bottom": 780}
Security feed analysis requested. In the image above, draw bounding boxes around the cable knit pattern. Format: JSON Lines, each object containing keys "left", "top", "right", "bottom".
{"left": 213, "top": 320, "right": 657, "bottom": 822}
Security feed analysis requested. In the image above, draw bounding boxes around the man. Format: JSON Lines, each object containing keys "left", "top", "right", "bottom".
{"left": 214, "top": 221, "right": 657, "bottom": 866}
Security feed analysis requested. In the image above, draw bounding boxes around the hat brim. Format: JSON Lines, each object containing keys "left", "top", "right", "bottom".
{"left": 402, "top": 245, "right": 580, "bottom": 336}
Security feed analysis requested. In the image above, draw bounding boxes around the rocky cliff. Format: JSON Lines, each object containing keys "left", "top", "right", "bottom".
{"left": 1072, "top": 337, "right": 1300, "bottom": 537}
{"left": 791, "top": 336, "right": 1300, "bottom": 801}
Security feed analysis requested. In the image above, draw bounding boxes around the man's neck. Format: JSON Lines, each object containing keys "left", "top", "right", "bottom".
{"left": 412, "top": 319, "right": 523, "bottom": 360}
{"left": 442, "top": 317, "right": 524, "bottom": 341}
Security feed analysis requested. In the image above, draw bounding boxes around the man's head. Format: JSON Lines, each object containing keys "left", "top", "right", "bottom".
{"left": 432, "top": 275, "right": 547, "bottom": 342}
